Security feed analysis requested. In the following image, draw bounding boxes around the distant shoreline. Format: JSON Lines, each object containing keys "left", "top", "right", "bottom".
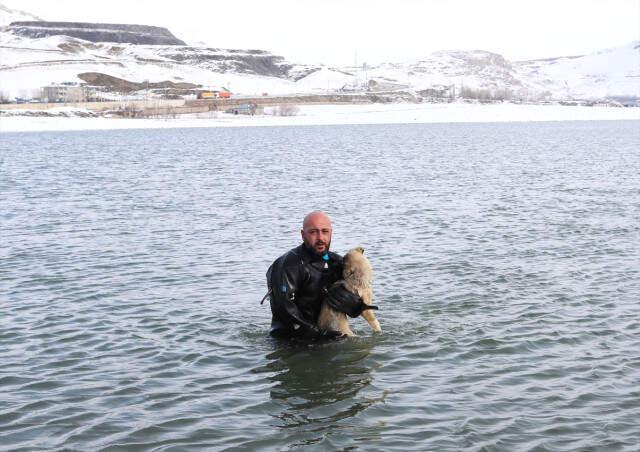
{"left": 2, "top": 102, "right": 639, "bottom": 133}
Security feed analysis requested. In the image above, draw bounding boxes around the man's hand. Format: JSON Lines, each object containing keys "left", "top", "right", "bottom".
{"left": 324, "top": 284, "right": 379, "bottom": 318}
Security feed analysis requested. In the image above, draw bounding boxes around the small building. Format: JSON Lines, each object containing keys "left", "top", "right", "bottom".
{"left": 83, "top": 86, "right": 103, "bottom": 102}
{"left": 41, "top": 83, "right": 86, "bottom": 103}
{"left": 225, "top": 103, "right": 262, "bottom": 115}
{"left": 40, "top": 83, "right": 106, "bottom": 103}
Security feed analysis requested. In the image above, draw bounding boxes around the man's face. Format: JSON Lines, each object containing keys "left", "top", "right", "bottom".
{"left": 301, "top": 213, "right": 332, "bottom": 255}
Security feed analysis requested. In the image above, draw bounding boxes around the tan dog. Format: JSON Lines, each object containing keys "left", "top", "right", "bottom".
{"left": 318, "top": 247, "right": 382, "bottom": 336}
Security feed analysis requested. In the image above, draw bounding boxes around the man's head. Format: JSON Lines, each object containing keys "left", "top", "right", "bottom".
{"left": 301, "top": 211, "right": 333, "bottom": 255}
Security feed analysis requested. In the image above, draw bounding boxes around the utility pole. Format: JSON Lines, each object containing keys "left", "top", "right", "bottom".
{"left": 362, "top": 62, "right": 368, "bottom": 90}
{"left": 354, "top": 50, "right": 358, "bottom": 88}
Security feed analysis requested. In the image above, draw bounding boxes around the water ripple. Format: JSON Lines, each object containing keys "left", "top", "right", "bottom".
{"left": 1, "top": 122, "right": 639, "bottom": 450}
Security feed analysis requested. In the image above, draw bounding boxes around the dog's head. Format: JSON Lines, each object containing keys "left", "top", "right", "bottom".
{"left": 343, "top": 246, "right": 372, "bottom": 283}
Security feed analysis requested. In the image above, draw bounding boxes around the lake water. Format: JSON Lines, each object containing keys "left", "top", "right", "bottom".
{"left": 1, "top": 120, "right": 639, "bottom": 451}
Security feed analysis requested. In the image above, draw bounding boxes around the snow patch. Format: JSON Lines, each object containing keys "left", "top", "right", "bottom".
{"left": 2, "top": 103, "right": 638, "bottom": 133}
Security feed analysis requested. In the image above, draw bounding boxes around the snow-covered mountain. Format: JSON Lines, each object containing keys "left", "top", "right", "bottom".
{"left": 0, "top": 3, "right": 323, "bottom": 99}
{"left": 347, "top": 43, "right": 639, "bottom": 102}
{"left": 0, "top": 2, "right": 637, "bottom": 102}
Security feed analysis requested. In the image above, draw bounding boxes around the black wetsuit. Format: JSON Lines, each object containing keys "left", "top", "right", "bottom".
{"left": 266, "top": 243, "right": 343, "bottom": 338}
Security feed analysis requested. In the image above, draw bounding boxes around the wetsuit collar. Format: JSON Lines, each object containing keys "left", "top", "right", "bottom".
{"left": 300, "top": 242, "right": 331, "bottom": 263}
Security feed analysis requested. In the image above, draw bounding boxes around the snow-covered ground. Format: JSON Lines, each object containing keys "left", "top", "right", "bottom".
{"left": 2, "top": 103, "right": 638, "bottom": 133}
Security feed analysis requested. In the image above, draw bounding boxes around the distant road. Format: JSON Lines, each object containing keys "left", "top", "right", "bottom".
{"left": 0, "top": 93, "right": 388, "bottom": 114}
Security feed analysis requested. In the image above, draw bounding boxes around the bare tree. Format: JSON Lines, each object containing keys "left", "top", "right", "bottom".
{"left": 275, "top": 104, "right": 299, "bottom": 116}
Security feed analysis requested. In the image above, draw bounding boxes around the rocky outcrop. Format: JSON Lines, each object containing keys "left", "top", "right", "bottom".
{"left": 8, "top": 21, "right": 185, "bottom": 45}
{"left": 77, "top": 72, "right": 198, "bottom": 92}
{"left": 157, "top": 47, "right": 293, "bottom": 77}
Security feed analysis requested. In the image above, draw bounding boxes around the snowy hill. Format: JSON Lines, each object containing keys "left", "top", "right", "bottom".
{"left": 0, "top": 3, "right": 326, "bottom": 99}
{"left": 515, "top": 42, "right": 640, "bottom": 100}
{"left": 344, "top": 43, "right": 640, "bottom": 101}
{"left": 355, "top": 50, "right": 529, "bottom": 99}
{"left": 0, "top": 30, "right": 325, "bottom": 98}
{"left": 0, "top": 2, "right": 637, "bottom": 103}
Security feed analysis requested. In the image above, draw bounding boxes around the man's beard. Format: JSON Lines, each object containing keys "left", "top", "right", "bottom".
{"left": 304, "top": 238, "right": 330, "bottom": 255}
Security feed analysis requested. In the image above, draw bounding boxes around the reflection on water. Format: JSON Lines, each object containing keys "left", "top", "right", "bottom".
{"left": 257, "top": 338, "right": 386, "bottom": 433}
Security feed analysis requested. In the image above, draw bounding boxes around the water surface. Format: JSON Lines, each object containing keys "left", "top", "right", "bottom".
{"left": 1, "top": 121, "right": 640, "bottom": 450}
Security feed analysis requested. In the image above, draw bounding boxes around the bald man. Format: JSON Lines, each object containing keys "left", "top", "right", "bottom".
{"left": 265, "top": 211, "right": 345, "bottom": 338}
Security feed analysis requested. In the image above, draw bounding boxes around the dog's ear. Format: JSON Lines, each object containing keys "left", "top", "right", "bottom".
{"left": 355, "top": 246, "right": 365, "bottom": 254}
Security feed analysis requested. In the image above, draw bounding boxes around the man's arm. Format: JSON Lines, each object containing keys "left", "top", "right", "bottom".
{"left": 267, "top": 252, "right": 342, "bottom": 338}
{"left": 267, "top": 253, "right": 317, "bottom": 334}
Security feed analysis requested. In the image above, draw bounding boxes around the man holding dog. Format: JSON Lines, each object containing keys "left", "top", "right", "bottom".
{"left": 266, "top": 211, "right": 346, "bottom": 338}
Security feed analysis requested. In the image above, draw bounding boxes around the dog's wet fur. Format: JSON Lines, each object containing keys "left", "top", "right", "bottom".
{"left": 318, "top": 247, "right": 381, "bottom": 336}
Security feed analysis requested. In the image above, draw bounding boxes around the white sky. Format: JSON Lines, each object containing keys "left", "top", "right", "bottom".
{"left": 4, "top": 0, "right": 640, "bottom": 65}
